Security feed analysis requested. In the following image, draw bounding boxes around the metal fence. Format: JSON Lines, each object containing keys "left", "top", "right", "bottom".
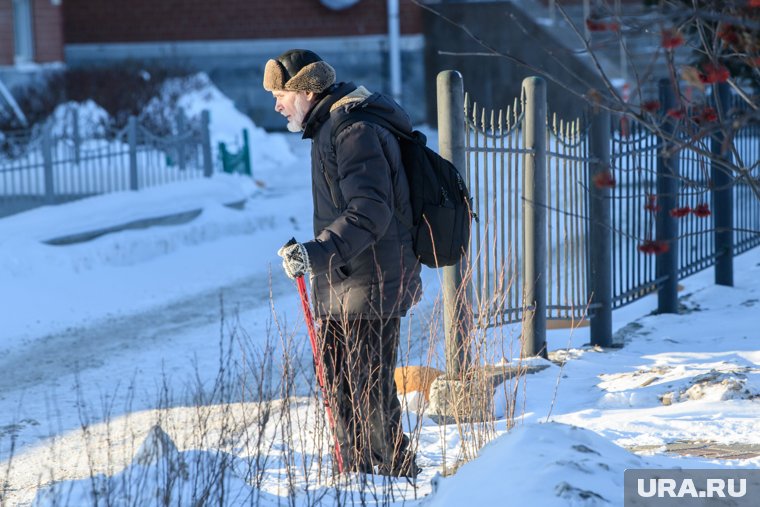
{"left": 464, "top": 91, "right": 591, "bottom": 329}
{"left": 732, "top": 95, "right": 760, "bottom": 255}
{"left": 608, "top": 115, "right": 659, "bottom": 307}
{"left": 439, "top": 73, "right": 760, "bottom": 358}
{"left": 464, "top": 95, "right": 525, "bottom": 328}
{"left": 0, "top": 110, "right": 214, "bottom": 217}
{"left": 606, "top": 80, "right": 760, "bottom": 315}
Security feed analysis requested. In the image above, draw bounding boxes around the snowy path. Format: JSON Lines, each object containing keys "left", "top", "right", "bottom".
{"left": 0, "top": 272, "right": 290, "bottom": 396}
{"left": 0, "top": 269, "right": 307, "bottom": 458}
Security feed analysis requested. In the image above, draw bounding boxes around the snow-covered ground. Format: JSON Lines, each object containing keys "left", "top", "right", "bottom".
{"left": 1, "top": 78, "right": 758, "bottom": 507}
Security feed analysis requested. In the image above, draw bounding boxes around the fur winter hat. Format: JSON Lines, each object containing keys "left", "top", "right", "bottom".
{"left": 263, "top": 49, "right": 336, "bottom": 94}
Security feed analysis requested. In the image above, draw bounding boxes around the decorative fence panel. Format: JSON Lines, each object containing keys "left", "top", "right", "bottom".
{"left": 0, "top": 110, "right": 214, "bottom": 217}
{"left": 677, "top": 138, "right": 716, "bottom": 279}
{"left": 733, "top": 94, "right": 760, "bottom": 254}
{"left": 609, "top": 119, "right": 659, "bottom": 308}
{"left": 465, "top": 89, "right": 592, "bottom": 330}
{"left": 545, "top": 115, "right": 590, "bottom": 322}
{"left": 465, "top": 95, "right": 526, "bottom": 328}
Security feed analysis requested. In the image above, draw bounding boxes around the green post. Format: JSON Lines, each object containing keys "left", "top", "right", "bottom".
{"left": 218, "top": 142, "right": 229, "bottom": 174}
{"left": 242, "top": 129, "right": 252, "bottom": 176}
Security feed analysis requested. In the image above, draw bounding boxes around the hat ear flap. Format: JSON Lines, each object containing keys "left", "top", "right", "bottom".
{"left": 263, "top": 59, "right": 288, "bottom": 91}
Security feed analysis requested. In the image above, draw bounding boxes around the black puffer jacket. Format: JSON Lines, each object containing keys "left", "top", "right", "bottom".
{"left": 301, "top": 82, "right": 422, "bottom": 319}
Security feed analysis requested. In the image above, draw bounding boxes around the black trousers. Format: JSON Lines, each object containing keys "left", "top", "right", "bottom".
{"left": 318, "top": 318, "right": 409, "bottom": 472}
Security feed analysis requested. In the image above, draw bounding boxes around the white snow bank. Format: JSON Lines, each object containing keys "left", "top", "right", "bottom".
{"left": 0, "top": 174, "right": 255, "bottom": 243}
{"left": 428, "top": 422, "right": 655, "bottom": 507}
{"left": 49, "top": 99, "right": 109, "bottom": 138}
{"left": 32, "top": 425, "right": 275, "bottom": 507}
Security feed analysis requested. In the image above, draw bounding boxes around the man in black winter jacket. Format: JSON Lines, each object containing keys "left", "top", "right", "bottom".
{"left": 263, "top": 49, "right": 422, "bottom": 478}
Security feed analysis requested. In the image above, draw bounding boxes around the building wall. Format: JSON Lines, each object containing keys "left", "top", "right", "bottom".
{"left": 33, "top": 0, "right": 64, "bottom": 62}
{"left": 0, "top": 0, "right": 16, "bottom": 65}
{"left": 64, "top": 0, "right": 428, "bottom": 129}
{"left": 66, "top": 35, "right": 427, "bottom": 129}
{"left": 64, "top": 0, "right": 423, "bottom": 43}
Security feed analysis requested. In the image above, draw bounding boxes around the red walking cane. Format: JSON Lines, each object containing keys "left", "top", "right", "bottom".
{"left": 295, "top": 275, "right": 345, "bottom": 474}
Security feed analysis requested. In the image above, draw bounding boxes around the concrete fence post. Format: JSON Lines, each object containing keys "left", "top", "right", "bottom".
{"left": 587, "top": 108, "right": 613, "bottom": 347}
{"left": 656, "top": 78, "right": 680, "bottom": 313}
{"left": 711, "top": 82, "right": 733, "bottom": 287}
{"left": 72, "top": 107, "right": 81, "bottom": 166}
{"left": 128, "top": 116, "right": 139, "bottom": 191}
{"left": 176, "top": 110, "right": 186, "bottom": 171}
{"left": 437, "top": 70, "right": 471, "bottom": 379}
{"left": 42, "top": 124, "right": 55, "bottom": 204}
{"left": 201, "top": 110, "right": 213, "bottom": 178}
{"left": 521, "top": 76, "right": 548, "bottom": 358}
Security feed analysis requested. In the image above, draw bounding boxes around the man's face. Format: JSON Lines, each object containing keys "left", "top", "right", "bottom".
{"left": 273, "top": 90, "right": 314, "bottom": 133}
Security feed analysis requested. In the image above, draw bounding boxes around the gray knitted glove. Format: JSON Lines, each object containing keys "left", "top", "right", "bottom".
{"left": 277, "top": 239, "right": 311, "bottom": 279}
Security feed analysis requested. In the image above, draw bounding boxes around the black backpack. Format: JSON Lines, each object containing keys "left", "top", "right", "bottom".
{"left": 331, "top": 110, "right": 474, "bottom": 268}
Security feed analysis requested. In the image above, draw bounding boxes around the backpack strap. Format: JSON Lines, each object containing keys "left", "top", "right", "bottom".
{"left": 329, "top": 109, "right": 415, "bottom": 230}
{"left": 330, "top": 109, "right": 416, "bottom": 148}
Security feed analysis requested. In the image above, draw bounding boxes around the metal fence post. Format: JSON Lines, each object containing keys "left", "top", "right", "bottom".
{"left": 522, "top": 76, "right": 547, "bottom": 358}
{"left": 42, "top": 124, "right": 55, "bottom": 204}
{"left": 587, "top": 109, "right": 613, "bottom": 347}
{"left": 128, "top": 116, "right": 139, "bottom": 191}
{"left": 437, "top": 70, "right": 471, "bottom": 379}
{"left": 72, "top": 107, "right": 81, "bottom": 166}
{"left": 711, "top": 82, "right": 733, "bottom": 286}
{"left": 656, "top": 79, "right": 680, "bottom": 313}
{"left": 201, "top": 110, "right": 213, "bottom": 178}
{"left": 176, "top": 110, "right": 186, "bottom": 171}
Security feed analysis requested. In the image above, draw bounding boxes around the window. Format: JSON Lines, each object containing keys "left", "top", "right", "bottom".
{"left": 12, "top": 0, "right": 35, "bottom": 64}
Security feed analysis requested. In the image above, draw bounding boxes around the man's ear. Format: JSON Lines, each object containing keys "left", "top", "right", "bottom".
{"left": 305, "top": 91, "right": 317, "bottom": 102}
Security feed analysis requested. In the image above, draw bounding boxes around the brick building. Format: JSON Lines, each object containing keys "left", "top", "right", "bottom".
{"left": 63, "top": 0, "right": 423, "bottom": 44}
{"left": 63, "top": 0, "right": 428, "bottom": 128}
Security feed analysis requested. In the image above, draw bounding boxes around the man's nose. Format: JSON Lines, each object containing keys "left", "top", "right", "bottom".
{"left": 275, "top": 101, "right": 283, "bottom": 113}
